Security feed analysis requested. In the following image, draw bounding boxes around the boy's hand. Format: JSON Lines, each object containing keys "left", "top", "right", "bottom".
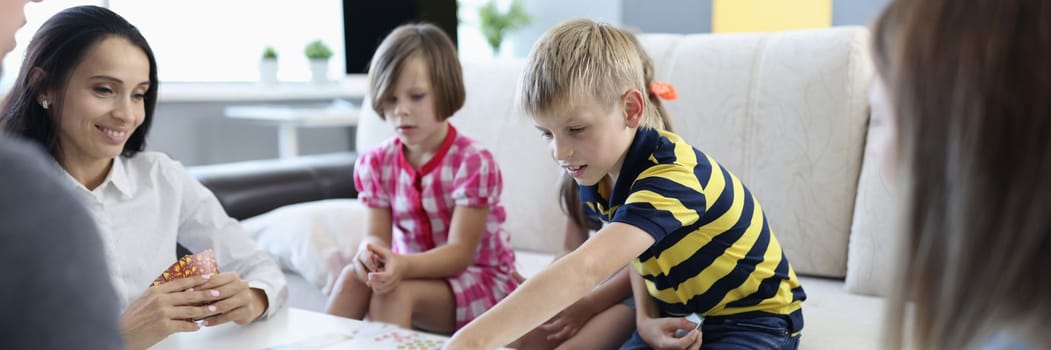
{"left": 638, "top": 316, "right": 702, "bottom": 350}
{"left": 540, "top": 299, "right": 598, "bottom": 341}
{"left": 365, "top": 243, "right": 404, "bottom": 294}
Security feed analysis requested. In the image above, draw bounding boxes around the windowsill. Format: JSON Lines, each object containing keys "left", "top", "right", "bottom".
{"left": 158, "top": 74, "right": 368, "bottom": 103}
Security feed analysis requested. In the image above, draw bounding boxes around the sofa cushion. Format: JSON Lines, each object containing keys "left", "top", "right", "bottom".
{"left": 190, "top": 153, "right": 358, "bottom": 220}
{"left": 241, "top": 199, "right": 365, "bottom": 294}
{"left": 640, "top": 28, "right": 873, "bottom": 278}
{"left": 796, "top": 276, "right": 884, "bottom": 349}
{"left": 845, "top": 125, "right": 902, "bottom": 297}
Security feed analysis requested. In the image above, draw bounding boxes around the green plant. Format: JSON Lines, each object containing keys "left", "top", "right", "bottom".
{"left": 262, "top": 46, "right": 278, "bottom": 60}
{"left": 478, "top": 0, "right": 530, "bottom": 54}
{"left": 304, "top": 40, "right": 333, "bottom": 60}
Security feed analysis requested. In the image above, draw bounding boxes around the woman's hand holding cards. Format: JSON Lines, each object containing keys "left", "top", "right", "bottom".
{"left": 191, "top": 271, "right": 269, "bottom": 327}
{"left": 119, "top": 274, "right": 215, "bottom": 350}
{"left": 119, "top": 249, "right": 269, "bottom": 349}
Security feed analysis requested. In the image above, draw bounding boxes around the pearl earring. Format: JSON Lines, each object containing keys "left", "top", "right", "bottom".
{"left": 41, "top": 100, "right": 49, "bottom": 110}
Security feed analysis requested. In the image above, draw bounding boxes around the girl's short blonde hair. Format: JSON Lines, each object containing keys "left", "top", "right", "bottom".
{"left": 367, "top": 23, "right": 464, "bottom": 120}
{"left": 521, "top": 19, "right": 662, "bottom": 128}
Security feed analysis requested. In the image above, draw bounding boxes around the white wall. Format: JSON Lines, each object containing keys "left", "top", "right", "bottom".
{"left": 513, "top": 0, "right": 622, "bottom": 57}
{"left": 457, "top": 0, "right": 622, "bottom": 60}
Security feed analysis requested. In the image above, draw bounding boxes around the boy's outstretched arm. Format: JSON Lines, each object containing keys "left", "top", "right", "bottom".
{"left": 443, "top": 222, "right": 655, "bottom": 349}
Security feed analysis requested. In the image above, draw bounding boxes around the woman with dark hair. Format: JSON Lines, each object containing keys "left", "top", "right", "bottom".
{"left": 0, "top": 6, "right": 287, "bottom": 349}
{"left": 870, "top": 0, "right": 1051, "bottom": 349}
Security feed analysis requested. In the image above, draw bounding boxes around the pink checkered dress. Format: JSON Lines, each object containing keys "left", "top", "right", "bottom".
{"left": 354, "top": 125, "right": 518, "bottom": 329}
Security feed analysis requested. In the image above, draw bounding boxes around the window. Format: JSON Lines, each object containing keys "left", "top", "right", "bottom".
{"left": 111, "top": 0, "right": 344, "bottom": 82}
{"left": 1, "top": 1, "right": 345, "bottom": 87}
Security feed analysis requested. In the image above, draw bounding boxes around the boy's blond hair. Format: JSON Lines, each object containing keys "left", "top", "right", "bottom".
{"left": 521, "top": 19, "right": 664, "bottom": 129}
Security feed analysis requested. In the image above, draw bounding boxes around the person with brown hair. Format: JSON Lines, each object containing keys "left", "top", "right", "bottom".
{"left": 325, "top": 22, "right": 518, "bottom": 334}
{"left": 870, "top": 0, "right": 1051, "bottom": 349}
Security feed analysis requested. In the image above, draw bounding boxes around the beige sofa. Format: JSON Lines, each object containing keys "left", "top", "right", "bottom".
{"left": 357, "top": 26, "right": 893, "bottom": 349}
{"left": 213, "top": 26, "right": 895, "bottom": 350}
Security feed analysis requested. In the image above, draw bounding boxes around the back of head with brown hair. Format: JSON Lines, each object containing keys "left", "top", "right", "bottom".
{"left": 874, "top": 0, "right": 1051, "bottom": 348}
{"left": 367, "top": 22, "right": 464, "bottom": 120}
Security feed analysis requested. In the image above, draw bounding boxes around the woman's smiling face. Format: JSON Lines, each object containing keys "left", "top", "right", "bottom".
{"left": 53, "top": 36, "right": 151, "bottom": 163}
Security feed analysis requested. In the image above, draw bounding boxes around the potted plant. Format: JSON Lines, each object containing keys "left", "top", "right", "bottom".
{"left": 259, "top": 46, "right": 279, "bottom": 85}
{"left": 304, "top": 40, "right": 333, "bottom": 84}
{"left": 478, "top": 0, "right": 530, "bottom": 57}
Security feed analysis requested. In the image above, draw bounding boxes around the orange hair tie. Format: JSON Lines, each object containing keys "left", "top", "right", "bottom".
{"left": 649, "top": 81, "right": 678, "bottom": 101}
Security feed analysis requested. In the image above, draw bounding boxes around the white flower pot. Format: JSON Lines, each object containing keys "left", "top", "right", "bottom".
{"left": 259, "top": 59, "right": 278, "bottom": 85}
{"left": 309, "top": 59, "right": 329, "bottom": 84}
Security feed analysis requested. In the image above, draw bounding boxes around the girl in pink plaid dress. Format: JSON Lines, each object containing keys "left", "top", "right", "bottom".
{"left": 325, "top": 23, "right": 518, "bottom": 333}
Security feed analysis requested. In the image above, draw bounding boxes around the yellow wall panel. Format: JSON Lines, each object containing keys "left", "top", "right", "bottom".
{"left": 713, "top": 0, "right": 832, "bottom": 33}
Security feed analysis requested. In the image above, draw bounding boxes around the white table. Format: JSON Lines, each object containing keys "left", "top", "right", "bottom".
{"left": 151, "top": 308, "right": 448, "bottom": 349}
{"left": 224, "top": 101, "right": 360, "bottom": 159}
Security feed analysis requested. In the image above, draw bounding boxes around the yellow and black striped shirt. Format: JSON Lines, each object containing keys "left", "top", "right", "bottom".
{"left": 581, "top": 128, "right": 805, "bottom": 333}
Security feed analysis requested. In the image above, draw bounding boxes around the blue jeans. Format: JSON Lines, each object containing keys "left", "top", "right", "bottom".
{"left": 620, "top": 314, "right": 800, "bottom": 350}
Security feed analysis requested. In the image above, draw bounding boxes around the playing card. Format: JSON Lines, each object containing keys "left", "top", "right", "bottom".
{"left": 151, "top": 249, "right": 220, "bottom": 287}
{"left": 686, "top": 313, "right": 704, "bottom": 328}
{"left": 674, "top": 313, "right": 705, "bottom": 338}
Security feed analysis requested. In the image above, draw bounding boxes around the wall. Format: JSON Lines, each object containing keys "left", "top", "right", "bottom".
{"left": 622, "top": 0, "right": 711, "bottom": 33}
{"left": 146, "top": 0, "right": 890, "bottom": 167}
{"left": 510, "top": 0, "right": 623, "bottom": 57}
{"left": 832, "top": 0, "right": 891, "bottom": 26}
{"left": 619, "top": 0, "right": 887, "bottom": 34}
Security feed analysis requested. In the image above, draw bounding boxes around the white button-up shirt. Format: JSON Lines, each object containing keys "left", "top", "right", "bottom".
{"left": 63, "top": 152, "right": 287, "bottom": 319}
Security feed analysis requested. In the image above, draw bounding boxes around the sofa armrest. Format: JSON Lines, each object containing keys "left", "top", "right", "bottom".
{"left": 188, "top": 152, "right": 359, "bottom": 220}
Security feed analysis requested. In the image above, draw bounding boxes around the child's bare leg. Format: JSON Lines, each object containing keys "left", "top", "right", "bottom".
{"left": 325, "top": 264, "right": 372, "bottom": 319}
{"left": 369, "top": 279, "right": 456, "bottom": 334}
{"left": 556, "top": 304, "right": 635, "bottom": 350}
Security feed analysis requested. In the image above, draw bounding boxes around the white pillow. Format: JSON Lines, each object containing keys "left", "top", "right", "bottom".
{"left": 241, "top": 199, "right": 366, "bottom": 294}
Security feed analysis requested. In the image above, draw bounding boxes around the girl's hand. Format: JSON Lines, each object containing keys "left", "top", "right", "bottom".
{"left": 512, "top": 269, "right": 526, "bottom": 284}
{"left": 355, "top": 242, "right": 385, "bottom": 273}
{"left": 194, "top": 272, "right": 268, "bottom": 327}
{"left": 540, "top": 299, "right": 598, "bottom": 342}
{"left": 364, "top": 243, "right": 404, "bottom": 294}
{"left": 352, "top": 243, "right": 384, "bottom": 283}
{"left": 120, "top": 275, "right": 215, "bottom": 350}
{"left": 637, "top": 316, "right": 702, "bottom": 350}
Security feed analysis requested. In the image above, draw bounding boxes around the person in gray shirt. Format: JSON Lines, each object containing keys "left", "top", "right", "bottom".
{"left": 0, "top": 136, "right": 123, "bottom": 349}
{"left": 1, "top": 0, "right": 121, "bottom": 348}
